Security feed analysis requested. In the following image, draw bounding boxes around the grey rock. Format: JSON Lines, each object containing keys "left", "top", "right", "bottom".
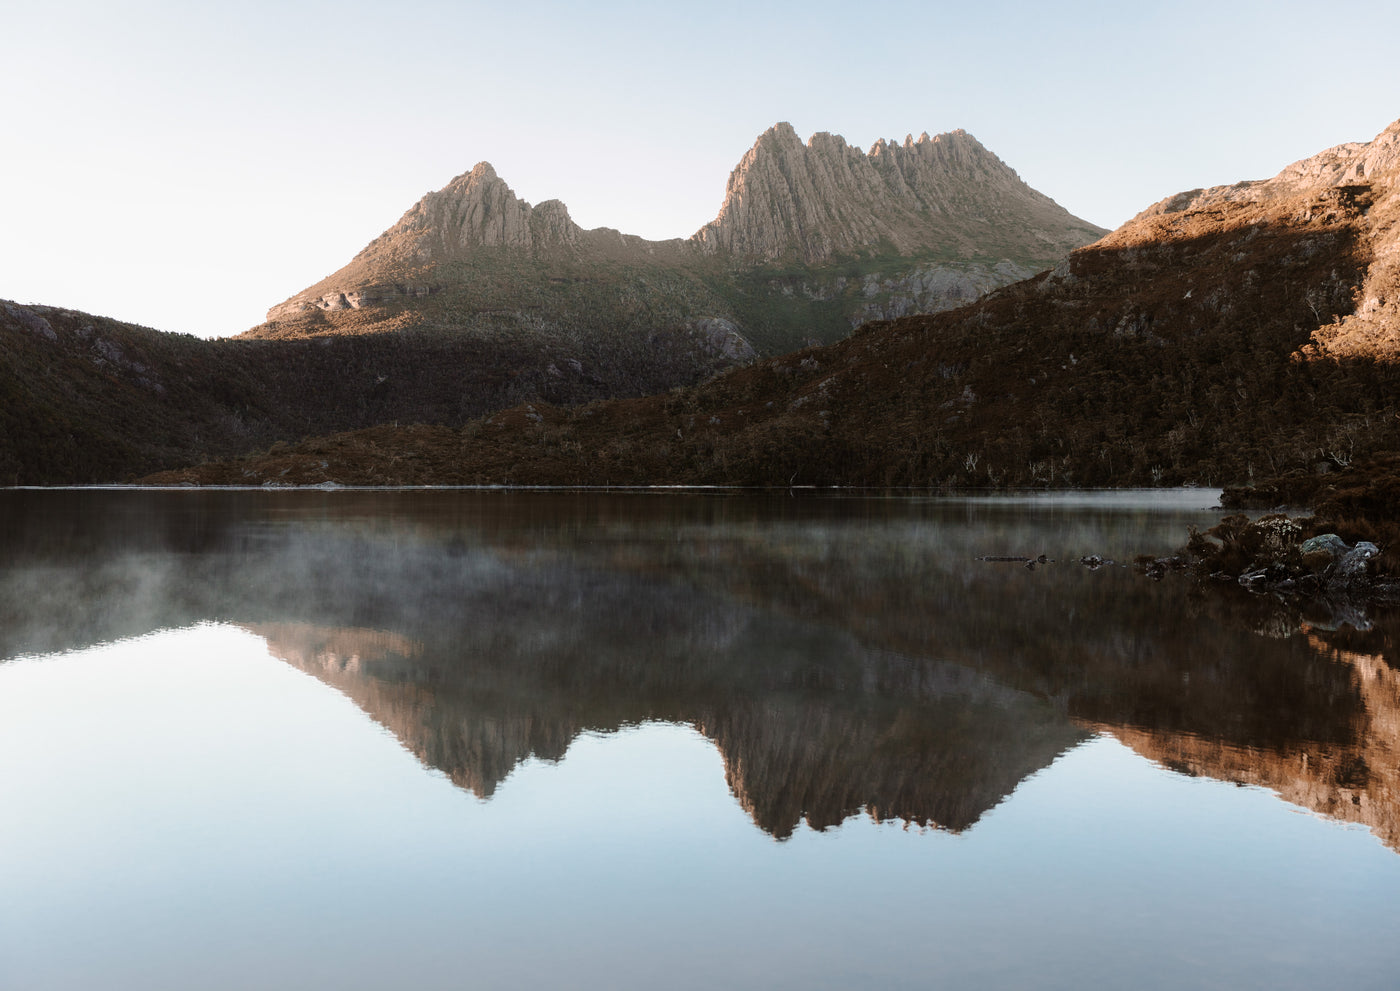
{"left": 1336, "top": 541, "right": 1380, "bottom": 586}
{"left": 2, "top": 302, "right": 57, "bottom": 342}
{"left": 253, "top": 122, "right": 1106, "bottom": 378}
{"left": 847, "top": 262, "right": 1037, "bottom": 325}
{"left": 687, "top": 318, "right": 756, "bottom": 363}
{"left": 1300, "top": 533, "right": 1351, "bottom": 572}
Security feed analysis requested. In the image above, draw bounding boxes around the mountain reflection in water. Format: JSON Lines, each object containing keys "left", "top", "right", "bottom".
{"left": 1, "top": 488, "right": 1397, "bottom": 848}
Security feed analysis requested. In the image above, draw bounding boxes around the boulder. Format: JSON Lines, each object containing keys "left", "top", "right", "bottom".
{"left": 1336, "top": 541, "right": 1380, "bottom": 587}
{"left": 1299, "top": 533, "right": 1351, "bottom": 572}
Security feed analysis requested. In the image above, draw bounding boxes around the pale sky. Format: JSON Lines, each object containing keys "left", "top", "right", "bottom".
{"left": 4, "top": 0, "right": 1398, "bottom": 338}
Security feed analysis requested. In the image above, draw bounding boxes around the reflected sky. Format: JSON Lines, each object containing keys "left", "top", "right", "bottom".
{"left": 1, "top": 490, "right": 1398, "bottom": 989}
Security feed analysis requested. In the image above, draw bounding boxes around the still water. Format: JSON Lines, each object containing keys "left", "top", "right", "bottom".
{"left": 1, "top": 489, "right": 1397, "bottom": 990}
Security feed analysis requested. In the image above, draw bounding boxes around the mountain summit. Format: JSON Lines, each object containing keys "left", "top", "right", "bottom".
{"left": 252, "top": 123, "right": 1105, "bottom": 356}
{"left": 269, "top": 161, "right": 677, "bottom": 321}
{"left": 693, "top": 123, "right": 1100, "bottom": 264}
{"left": 395, "top": 161, "right": 583, "bottom": 255}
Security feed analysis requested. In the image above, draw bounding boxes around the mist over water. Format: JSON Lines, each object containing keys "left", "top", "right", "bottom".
{"left": 1, "top": 489, "right": 1398, "bottom": 989}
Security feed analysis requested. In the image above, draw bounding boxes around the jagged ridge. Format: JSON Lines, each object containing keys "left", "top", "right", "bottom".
{"left": 693, "top": 122, "right": 1102, "bottom": 264}
{"left": 255, "top": 123, "right": 1106, "bottom": 352}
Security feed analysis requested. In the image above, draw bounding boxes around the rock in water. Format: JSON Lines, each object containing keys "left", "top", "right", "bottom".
{"left": 1337, "top": 542, "right": 1381, "bottom": 587}
{"left": 1300, "top": 533, "right": 1352, "bottom": 572}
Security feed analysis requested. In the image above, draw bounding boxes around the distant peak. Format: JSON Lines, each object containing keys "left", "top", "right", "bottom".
{"left": 441, "top": 161, "right": 501, "bottom": 193}
{"left": 696, "top": 121, "right": 1101, "bottom": 264}
{"left": 758, "top": 121, "right": 803, "bottom": 150}
{"left": 747, "top": 124, "right": 989, "bottom": 164}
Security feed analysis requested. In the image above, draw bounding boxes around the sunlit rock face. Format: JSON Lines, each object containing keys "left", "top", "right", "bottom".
{"left": 251, "top": 122, "right": 1105, "bottom": 361}
{"left": 162, "top": 119, "right": 1400, "bottom": 493}
{"left": 693, "top": 123, "right": 1102, "bottom": 265}
{"left": 0, "top": 123, "right": 1109, "bottom": 485}
{"left": 263, "top": 164, "right": 593, "bottom": 323}
{"left": 1119, "top": 118, "right": 1400, "bottom": 361}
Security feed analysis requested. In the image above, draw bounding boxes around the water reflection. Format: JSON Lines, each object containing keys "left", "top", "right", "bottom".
{"left": 1, "top": 488, "right": 1396, "bottom": 848}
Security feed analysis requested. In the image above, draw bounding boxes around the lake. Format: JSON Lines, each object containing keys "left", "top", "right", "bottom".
{"left": 1, "top": 488, "right": 1397, "bottom": 990}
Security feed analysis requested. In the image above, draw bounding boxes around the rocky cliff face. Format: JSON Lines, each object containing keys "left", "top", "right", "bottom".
{"left": 692, "top": 123, "right": 1102, "bottom": 265}
{"left": 398, "top": 161, "right": 583, "bottom": 255}
{"left": 254, "top": 123, "right": 1105, "bottom": 358}
{"left": 266, "top": 162, "right": 604, "bottom": 322}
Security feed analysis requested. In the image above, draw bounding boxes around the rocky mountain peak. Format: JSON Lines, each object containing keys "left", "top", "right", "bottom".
{"left": 259, "top": 121, "right": 1104, "bottom": 334}
{"left": 692, "top": 123, "right": 1101, "bottom": 265}
{"left": 266, "top": 161, "right": 587, "bottom": 320}
{"left": 370, "top": 160, "right": 583, "bottom": 261}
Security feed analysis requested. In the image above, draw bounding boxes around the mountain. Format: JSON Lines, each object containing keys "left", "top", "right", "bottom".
{"left": 162, "top": 117, "right": 1400, "bottom": 489}
{"left": 1, "top": 123, "right": 1102, "bottom": 484}
{"left": 248, "top": 124, "right": 1105, "bottom": 355}
{"left": 693, "top": 124, "right": 1097, "bottom": 264}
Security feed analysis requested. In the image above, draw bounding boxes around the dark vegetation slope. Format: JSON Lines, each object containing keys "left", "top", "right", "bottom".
{"left": 0, "top": 301, "right": 738, "bottom": 484}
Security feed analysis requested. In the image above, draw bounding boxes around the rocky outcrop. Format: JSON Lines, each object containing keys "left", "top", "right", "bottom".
{"left": 846, "top": 260, "right": 1036, "bottom": 325}
{"left": 390, "top": 162, "right": 583, "bottom": 255}
{"left": 1137, "top": 121, "right": 1400, "bottom": 219}
{"left": 693, "top": 123, "right": 1103, "bottom": 265}
{"left": 266, "top": 163, "right": 594, "bottom": 321}
{"left": 684, "top": 317, "right": 756, "bottom": 363}
{"left": 1169, "top": 509, "right": 1400, "bottom": 657}
{"left": 2, "top": 301, "right": 57, "bottom": 342}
